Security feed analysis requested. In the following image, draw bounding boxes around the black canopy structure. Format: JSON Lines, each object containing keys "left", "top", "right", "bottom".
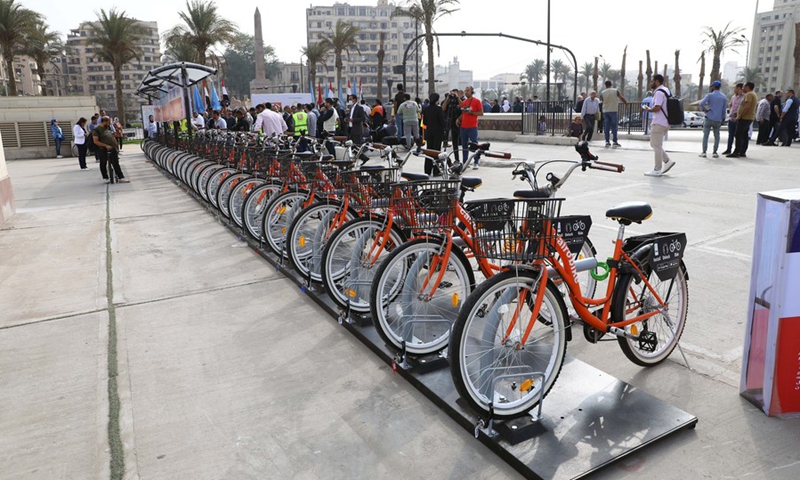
{"left": 135, "top": 62, "right": 217, "bottom": 139}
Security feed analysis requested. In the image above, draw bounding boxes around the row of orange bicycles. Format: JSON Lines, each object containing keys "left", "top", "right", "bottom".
{"left": 143, "top": 131, "right": 689, "bottom": 421}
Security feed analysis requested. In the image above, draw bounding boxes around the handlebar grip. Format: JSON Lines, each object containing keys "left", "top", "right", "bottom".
{"left": 485, "top": 151, "right": 512, "bottom": 159}
{"left": 421, "top": 148, "right": 441, "bottom": 158}
{"left": 332, "top": 136, "right": 348, "bottom": 142}
{"left": 592, "top": 160, "right": 625, "bottom": 173}
{"left": 371, "top": 143, "right": 387, "bottom": 150}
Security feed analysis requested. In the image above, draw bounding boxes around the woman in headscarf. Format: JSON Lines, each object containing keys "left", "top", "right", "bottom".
{"left": 422, "top": 93, "right": 444, "bottom": 176}
{"left": 501, "top": 99, "right": 511, "bottom": 113}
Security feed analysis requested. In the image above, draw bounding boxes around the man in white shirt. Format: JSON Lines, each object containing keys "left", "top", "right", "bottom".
{"left": 211, "top": 110, "right": 227, "bottom": 130}
{"left": 642, "top": 74, "right": 676, "bottom": 177}
{"left": 191, "top": 111, "right": 205, "bottom": 131}
{"left": 252, "top": 102, "right": 288, "bottom": 137}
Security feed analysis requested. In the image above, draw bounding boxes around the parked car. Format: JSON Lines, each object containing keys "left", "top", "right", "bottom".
{"left": 683, "top": 111, "right": 704, "bottom": 128}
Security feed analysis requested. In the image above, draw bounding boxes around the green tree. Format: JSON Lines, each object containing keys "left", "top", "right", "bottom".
{"left": 701, "top": 22, "right": 744, "bottom": 82}
{"left": 737, "top": 66, "right": 764, "bottom": 89}
{"left": 0, "top": 0, "right": 40, "bottom": 96}
{"left": 580, "top": 61, "right": 593, "bottom": 93}
{"left": 165, "top": 0, "right": 238, "bottom": 66}
{"left": 222, "top": 34, "right": 277, "bottom": 99}
{"left": 301, "top": 42, "right": 329, "bottom": 100}
{"left": 163, "top": 34, "right": 199, "bottom": 63}
{"left": 392, "top": 0, "right": 460, "bottom": 96}
{"left": 600, "top": 61, "right": 613, "bottom": 82}
{"left": 551, "top": 59, "right": 565, "bottom": 99}
{"left": 524, "top": 59, "right": 545, "bottom": 87}
{"left": 90, "top": 8, "right": 145, "bottom": 123}
{"left": 319, "top": 20, "right": 360, "bottom": 99}
{"left": 25, "top": 23, "right": 63, "bottom": 97}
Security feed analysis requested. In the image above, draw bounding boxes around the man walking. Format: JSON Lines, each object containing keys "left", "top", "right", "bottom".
{"left": 92, "top": 116, "right": 128, "bottom": 183}
{"left": 458, "top": 85, "right": 484, "bottom": 169}
{"left": 600, "top": 80, "right": 628, "bottom": 147}
{"left": 642, "top": 75, "right": 676, "bottom": 177}
{"left": 728, "top": 82, "right": 758, "bottom": 158}
{"left": 765, "top": 89, "right": 798, "bottom": 147}
{"left": 698, "top": 80, "right": 727, "bottom": 158}
{"left": 721, "top": 83, "right": 744, "bottom": 155}
{"left": 755, "top": 93, "right": 774, "bottom": 145}
{"left": 580, "top": 91, "right": 600, "bottom": 142}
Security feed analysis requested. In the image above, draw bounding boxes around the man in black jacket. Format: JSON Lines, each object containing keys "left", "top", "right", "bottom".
{"left": 423, "top": 93, "right": 445, "bottom": 175}
{"left": 347, "top": 94, "right": 367, "bottom": 143}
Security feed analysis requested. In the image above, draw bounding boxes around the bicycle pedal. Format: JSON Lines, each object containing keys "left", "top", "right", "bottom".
{"left": 638, "top": 331, "right": 657, "bottom": 352}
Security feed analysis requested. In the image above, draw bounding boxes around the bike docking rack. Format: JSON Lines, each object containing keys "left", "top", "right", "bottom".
{"left": 144, "top": 142, "right": 699, "bottom": 480}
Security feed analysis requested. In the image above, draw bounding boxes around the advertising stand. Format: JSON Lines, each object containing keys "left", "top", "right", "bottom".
{"left": 741, "top": 189, "right": 800, "bottom": 417}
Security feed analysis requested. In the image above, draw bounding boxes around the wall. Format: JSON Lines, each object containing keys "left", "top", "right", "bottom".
{"left": 0, "top": 131, "right": 14, "bottom": 225}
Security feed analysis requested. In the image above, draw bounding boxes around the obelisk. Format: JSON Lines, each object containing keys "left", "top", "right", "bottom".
{"left": 250, "top": 7, "right": 270, "bottom": 95}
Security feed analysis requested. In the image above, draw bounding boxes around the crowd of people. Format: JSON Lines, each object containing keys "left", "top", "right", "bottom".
{"left": 67, "top": 109, "right": 129, "bottom": 183}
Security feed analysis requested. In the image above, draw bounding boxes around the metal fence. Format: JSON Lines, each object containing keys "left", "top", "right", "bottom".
{"left": 522, "top": 101, "right": 653, "bottom": 136}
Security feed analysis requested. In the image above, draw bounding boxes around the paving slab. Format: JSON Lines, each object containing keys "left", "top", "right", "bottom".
{"left": 0, "top": 312, "right": 109, "bottom": 480}
{"left": 117, "top": 280, "right": 519, "bottom": 480}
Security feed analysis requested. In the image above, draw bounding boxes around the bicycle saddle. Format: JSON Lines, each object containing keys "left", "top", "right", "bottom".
{"left": 402, "top": 172, "right": 429, "bottom": 181}
{"left": 605, "top": 202, "right": 652, "bottom": 225}
{"left": 513, "top": 189, "right": 551, "bottom": 199}
{"left": 461, "top": 177, "right": 482, "bottom": 189}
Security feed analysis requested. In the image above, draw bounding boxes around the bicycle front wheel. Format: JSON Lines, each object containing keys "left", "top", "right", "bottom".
{"left": 287, "top": 201, "right": 353, "bottom": 283}
{"left": 242, "top": 182, "right": 281, "bottom": 240}
{"left": 613, "top": 262, "right": 689, "bottom": 366}
{"left": 229, "top": 178, "right": 266, "bottom": 229}
{"left": 450, "top": 268, "right": 568, "bottom": 419}
{"left": 262, "top": 190, "right": 309, "bottom": 256}
{"left": 371, "top": 238, "right": 475, "bottom": 355}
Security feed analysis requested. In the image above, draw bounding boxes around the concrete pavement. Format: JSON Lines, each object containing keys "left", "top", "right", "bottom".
{"left": 1, "top": 136, "right": 799, "bottom": 479}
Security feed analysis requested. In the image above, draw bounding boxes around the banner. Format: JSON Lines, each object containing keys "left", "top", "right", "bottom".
{"left": 153, "top": 85, "right": 186, "bottom": 122}
{"left": 251, "top": 93, "right": 311, "bottom": 111}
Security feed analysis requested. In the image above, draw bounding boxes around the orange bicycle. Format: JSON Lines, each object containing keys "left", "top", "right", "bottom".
{"left": 449, "top": 193, "right": 689, "bottom": 419}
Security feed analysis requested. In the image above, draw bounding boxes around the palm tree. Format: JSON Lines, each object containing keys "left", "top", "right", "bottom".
{"left": 524, "top": 59, "right": 545, "bottom": 85}
{"left": 319, "top": 20, "right": 360, "bottom": 99}
{"left": 600, "top": 61, "right": 613, "bottom": 82}
{"left": 592, "top": 57, "right": 599, "bottom": 91}
{"left": 646, "top": 50, "right": 652, "bottom": 88}
{"left": 0, "top": 0, "right": 41, "bottom": 96}
{"left": 301, "top": 42, "right": 329, "bottom": 100}
{"left": 551, "top": 59, "right": 565, "bottom": 99}
{"left": 164, "top": 34, "right": 200, "bottom": 63}
{"left": 25, "top": 24, "right": 62, "bottom": 97}
{"left": 697, "top": 51, "right": 706, "bottom": 101}
{"left": 165, "top": 0, "right": 238, "bottom": 66}
{"left": 684, "top": 83, "right": 698, "bottom": 99}
{"left": 392, "top": 0, "right": 460, "bottom": 96}
{"left": 376, "top": 32, "right": 386, "bottom": 101}
{"left": 701, "top": 22, "right": 745, "bottom": 81}
{"left": 673, "top": 50, "right": 682, "bottom": 97}
{"left": 89, "top": 8, "right": 145, "bottom": 123}
{"left": 737, "top": 66, "right": 765, "bottom": 88}
{"left": 620, "top": 46, "right": 627, "bottom": 94}
{"left": 580, "top": 61, "right": 593, "bottom": 93}
{"left": 637, "top": 60, "right": 643, "bottom": 100}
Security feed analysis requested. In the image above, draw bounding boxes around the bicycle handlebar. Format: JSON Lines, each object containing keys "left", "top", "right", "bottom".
{"left": 589, "top": 160, "right": 625, "bottom": 173}
{"left": 484, "top": 151, "right": 512, "bottom": 159}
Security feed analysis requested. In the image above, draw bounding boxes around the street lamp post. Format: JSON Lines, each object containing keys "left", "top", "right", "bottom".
{"left": 545, "top": 0, "right": 551, "bottom": 103}
{"left": 741, "top": 34, "right": 751, "bottom": 69}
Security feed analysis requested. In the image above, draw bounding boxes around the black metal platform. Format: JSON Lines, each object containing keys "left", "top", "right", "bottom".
{"left": 154, "top": 164, "right": 698, "bottom": 480}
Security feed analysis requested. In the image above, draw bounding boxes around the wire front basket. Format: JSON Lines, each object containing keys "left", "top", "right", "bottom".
{"left": 344, "top": 167, "right": 400, "bottom": 210}
{"left": 470, "top": 198, "right": 564, "bottom": 262}
{"left": 390, "top": 180, "right": 461, "bottom": 233}
{"left": 299, "top": 161, "right": 342, "bottom": 192}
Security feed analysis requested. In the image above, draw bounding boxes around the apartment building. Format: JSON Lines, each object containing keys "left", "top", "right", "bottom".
{"left": 0, "top": 55, "right": 42, "bottom": 96}
{"left": 306, "top": 0, "right": 422, "bottom": 99}
{"left": 749, "top": 0, "right": 800, "bottom": 94}
{"left": 64, "top": 20, "right": 161, "bottom": 112}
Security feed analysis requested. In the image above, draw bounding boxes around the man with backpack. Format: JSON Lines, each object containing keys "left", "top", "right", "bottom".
{"left": 642, "top": 74, "right": 676, "bottom": 177}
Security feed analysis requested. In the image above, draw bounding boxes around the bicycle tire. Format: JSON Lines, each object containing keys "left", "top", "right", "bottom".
{"left": 261, "top": 189, "right": 310, "bottom": 256}
{"left": 206, "top": 168, "right": 237, "bottom": 209}
{"left": 370, "top": 237, "right": 475, "bottom": 355}
{"left": 286, "top": 200, "right": 355, "bottom": 283}
{"left": 242, "top": 182, "right": 282, "bottom": 240}
{"left": 320, "top": 215, "right": 407, "bottom": 313}
{"left": 449, "top": 267, "right": 568, "bottom": 419}
{"left": 229, "top": 178, "right": 266, "bottom": 229}
{"left": 613, "top": 262, "right": 689, "bottom": 366}
{"left": 216, "top": 173, "right": 250, "bottom": 219}
{"left": 196, "top": 164, "right": 223, "bottom": 202}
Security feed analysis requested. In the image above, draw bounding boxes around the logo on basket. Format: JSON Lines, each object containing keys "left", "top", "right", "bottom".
{"left": 556, "top": 235, "right": 579, "bottom": 285}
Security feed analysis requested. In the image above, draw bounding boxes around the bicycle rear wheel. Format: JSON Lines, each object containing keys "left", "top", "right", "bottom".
{"left": 242, "top": 182, "right": 281, "bottom": 240}
{"left": 371, "top": 238, "right": 475, "bottom": 355}
{"left": 449, "top": 268, "right": 568, "bottom": 419}
{"left": 229, "top": 178, "right": 266, "bottom": 229}
{"left": 287, "top": 201, "right": 353, "bottom": 283}
{"left": 262, "top": 190, "right": 309, "bottom": 256}
{"left": 613, "top": 262, "right": 688, "bottom": 366}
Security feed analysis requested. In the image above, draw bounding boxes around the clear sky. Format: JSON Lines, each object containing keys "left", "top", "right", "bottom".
{"left": 23, "top": 0, "right": 761, "bottom": 84}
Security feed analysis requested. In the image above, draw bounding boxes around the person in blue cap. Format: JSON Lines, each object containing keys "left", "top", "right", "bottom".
{"left": 50, "top": 119, "right": 64, "bottom": 158}
{"left": 698, "top": 80, "right": 727, "bottom": 158}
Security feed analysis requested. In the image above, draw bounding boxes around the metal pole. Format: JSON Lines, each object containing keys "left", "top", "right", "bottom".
{"left": 415, "top": 20, "right": 420, "bottom": 98}
{"left": 545, "top": 0, "right": 551, "bottom": 103}
{"left": 181, "top": 64, "right": 193, "bottom": 141}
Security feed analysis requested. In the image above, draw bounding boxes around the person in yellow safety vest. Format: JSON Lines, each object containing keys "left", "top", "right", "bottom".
{"left": 292, "top": 105, "right": 310, "bottom": 152}
{"left": 292, "top": 108, "right": 308, "bottom": 137}
{"left": 179, "top": 119, "right": 188, "bottom": 132}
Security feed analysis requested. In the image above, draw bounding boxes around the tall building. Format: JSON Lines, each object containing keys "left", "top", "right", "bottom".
{"left": 65, "top": 20, "right": 161, "bottom": 113}
{"left": 306, "top": 0, "right": 422, "bottom": 100}
{"left": 0, "top": 55, "right": 42, "bottom": 96}
{"left": 723, "top": 61, "right": 743, "bottom": 83}
{"left": 749, "top": 0, "right": 799, "bottom": 94}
